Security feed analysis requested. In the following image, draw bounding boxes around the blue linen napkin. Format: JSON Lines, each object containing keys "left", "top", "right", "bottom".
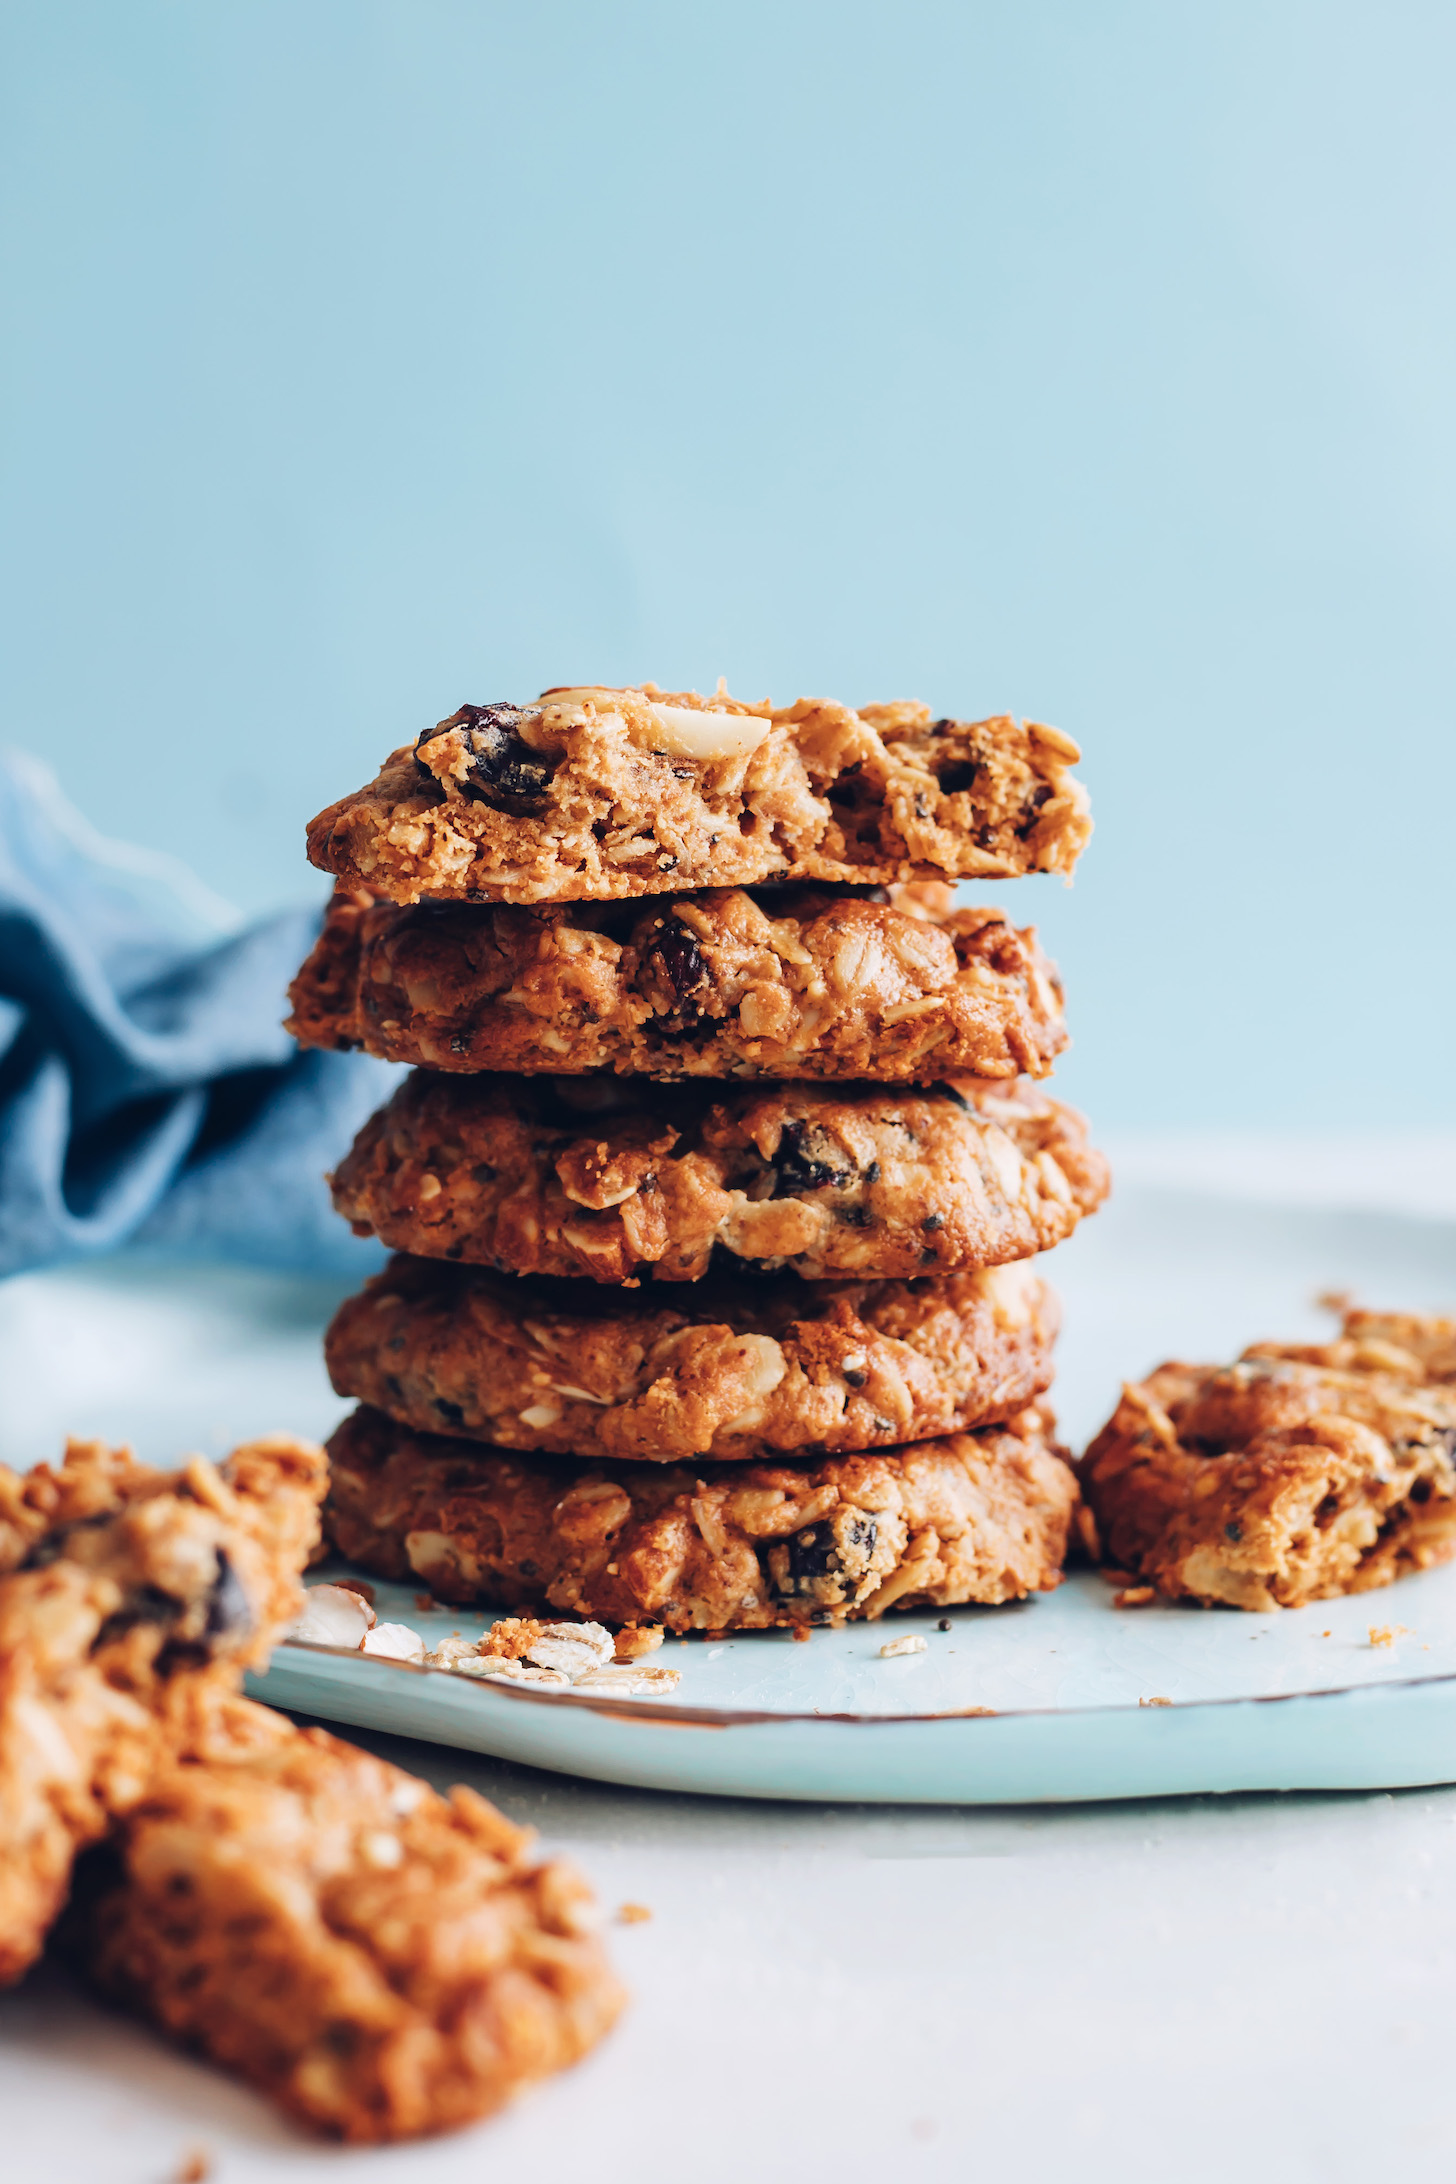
{"left": 0, "top": 751, "right": 400, "bottom": 1277}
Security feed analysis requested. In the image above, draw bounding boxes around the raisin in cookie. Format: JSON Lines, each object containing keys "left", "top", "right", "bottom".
{"left": 323, "top": 1403, "right": 1079, "bottom": 1630}
{"left": 331, "top": 1070, "right": 1108, "bottom": 1283}
{"left": 0, "top": 1433, "right": 326, "bottom": 1985}
{"left": 78, "top": 1691, "right": 623, "bottom": 2141}
{"left": 287, "top": 882, "right": 1066, "bottom": 1083}
{"left": 324, "top": 1255, "right": 1058, "bottom": 1463}
{"left": 1080, "top": 1319, "right": 1456, "bottom": 1610}
{"left": 306, "top": 685, "right": 1091, "bottom": 906}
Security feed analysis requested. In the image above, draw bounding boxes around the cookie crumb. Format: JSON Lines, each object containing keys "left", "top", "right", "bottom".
{"left": 1139, "top": 1695, "right": 1173, "bottom": 1707}
{"left": 480, "top": 1616, "right": 545, "bottom": 1661}
{"left": 791, "top": 1624, "right": 812, "bottom": 1643}
{"left": 1098, "top": 1566, "right": 1139, "bottom": 1588}
{"left": 614, "top": 1623, "right": 664, "bottom": 1661}
{"left": 175, "top": 2154, "right": 212, "bottom": 2184}
{"left": 1114, "top": 1586, "right": 1155, "bottom": 1608}
{"left": 1368, "top": 1624, "right": 1409, "bottom": 1648}
{"left": 880, "top": 1633, "right": 927, "bottom": 1659}
{"left": 617, "top": 1902, "right": 652, "bottom": 1925}
{"left": 1320, "top": 1630, "right": 1331, "bottom": 1637}
{"left": 414, "top": 1592, "right": 438, "bottom": 1612}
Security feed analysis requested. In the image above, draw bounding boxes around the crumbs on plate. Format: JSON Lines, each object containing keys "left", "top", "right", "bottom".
{"left": 286, "top": 1589, "right": 679, "bottom": 1696}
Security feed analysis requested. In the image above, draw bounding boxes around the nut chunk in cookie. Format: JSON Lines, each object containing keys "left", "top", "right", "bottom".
{"left": 286, "top": 882, "right": 1068, "bottom": 1085}
{"left": 79, "top": 1697, "right": 624, "bottom": 2141}
{"left": 323, "top": 1404, "right": 1080, "bottom": 1632}
{"left": 305, "top": 684, "right": 1091, "bottom": 907}
{"left": 0, "top": 1433, "right": 326, "bottom": 1986}
{"left": 329, "top": 1072, "right": 1109, "bottom": 1284}
{"left": 1080, "top": 1313, "right": 1456, "bottom": 1609}
{"left": 324, "top": 1255, "right": 1059, "bottom": 1463}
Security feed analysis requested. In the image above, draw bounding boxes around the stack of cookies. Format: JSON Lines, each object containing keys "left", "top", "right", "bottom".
{"left": 288, "top": 684, "right": 1108, "bottom": 1640}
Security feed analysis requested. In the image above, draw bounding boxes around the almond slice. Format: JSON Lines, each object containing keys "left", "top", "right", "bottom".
{"left": 287, "top": 1584, "right": 376, "bottom": 1647}
{"left": 647, "top": 703, "right": 770, "bottom": 765}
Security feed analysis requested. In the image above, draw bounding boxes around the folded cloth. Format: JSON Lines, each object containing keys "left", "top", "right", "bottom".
{"left": 0, "top": 752, "right": 399, "bottom": 1277}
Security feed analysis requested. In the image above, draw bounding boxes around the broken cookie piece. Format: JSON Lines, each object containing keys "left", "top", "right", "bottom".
{"left": 305, "top": 685, "right": 1091, "bottom": 907}
{"left": 76, "top": 1695, "right": 624, "bottom": 2141}
{"left": 0, "top": 1433, "right": 326, "bottom": 1986}
{"left": 1080, "top": 1307, "right": 1456, "bottom": 1609}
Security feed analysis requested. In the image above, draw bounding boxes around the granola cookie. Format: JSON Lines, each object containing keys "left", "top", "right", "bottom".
{"left": 1253, "top": 1305, "right": 1456, "bottom": 1386}
{"left": 1080, "top": 1320, "right": 1456, "bottom": 1610}
{"left": 79, "top": 1693, "right": 623, "bottom": 2141}
{"left": 0, "top": 1434, "right": 326, "bottom": 1986}
{"left": 323, "top": 1403, "right": 1079, "bottom": 1630}
{"left": 331, "top": 1071, "right": 1108, "bottom": 1283}
{"left": 286, "top": 882, "right": 1067, "bottom": 1084}
{"left": 324, "top": 1255, "right": 1058, "bottom": 1463}
{"left": 306, "top": 686, "right": 1091, "bottom": 906}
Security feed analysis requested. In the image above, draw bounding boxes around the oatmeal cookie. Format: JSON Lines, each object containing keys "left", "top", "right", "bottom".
{"left": 79, "top": 1693, "right": 623, "bottom": 2142}
{"left": 331, "top": 1071, "right": 1108, "bottom": 1283}
{"left": 306, "top": 685, "right": 1091, "bottom": 906}
{"left": 0, "top": 1433, "right": 326, "bottom": 1986}
{"left": 287, "top": 882, "right": 1067, "bottom": 1084}
{"left": 325, "top": 1255, "right": 1058, "bottom": 1463}
{"left": 1252, "top": 1303, "right": 1456, "bottom": 1386}
{"left": 1080, "top": 1328, "right": 1456, "bottom": 1610}
{"left": 323, "top": 1403, "right": 1079, "bottom": 1630}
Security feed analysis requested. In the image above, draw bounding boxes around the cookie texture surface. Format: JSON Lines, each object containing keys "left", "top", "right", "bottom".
{"left": 287, "top": 882, "right": 1067, "bottom": 1084}
{"left": 325, "top": 1255, "right": 1058, "bottom": 1463}
{"left": 331, "top": 1070, "right": 1108, "bottom": 1283}
{"left": 81, "top": 1695, "right": 623, "bottom": 2142}
{"left": 1081, "top": 1313, "right": 1456, "bottom": 1609}
{"left": 324, "top": 1404, "right": 1079, "bottom": 1630}
{"left": 0, "top": 1434, "right": 326, "bottom": 1986}
{"left": 306, "top": 685, "right": 1091, "bottom": 906}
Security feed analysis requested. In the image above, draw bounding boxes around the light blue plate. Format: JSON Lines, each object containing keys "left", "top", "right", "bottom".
{"left": 2, "top": 1191, "right": 1449, "bottom": 1800}
{"left": 252, "top": 1559, "right": 1456, "bottom": 1803}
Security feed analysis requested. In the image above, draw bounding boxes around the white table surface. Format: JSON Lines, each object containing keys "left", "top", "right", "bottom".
{"left": 3, "top": 1141, "right": 1455, "bottom": 2184}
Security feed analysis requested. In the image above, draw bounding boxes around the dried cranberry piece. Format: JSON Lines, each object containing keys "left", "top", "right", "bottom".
{"left": 773, "top": 1120, "right": 854, "bottom": 1196}
{"left": 785, "top": 1520, "right": 837, "bottom": 1583}
{"left": 202, "top": 1550, "right": 254, "bottom": 1643}
{"left": 935, "top": 759, "right": 982, "bottom": 796}
{"left": 415, "top": 704, "right": 560, "bottom": 814}
{"left": 776, "top": 1514, "right": 878, "bottom": 1595}
{"left": 96, "top": 1585, "right": 180, "bottom": 1646}
{"left": 646, "top": 919, "right": 708, "bottom": 1025}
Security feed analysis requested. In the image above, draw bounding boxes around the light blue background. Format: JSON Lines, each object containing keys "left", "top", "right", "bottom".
{"left": 2, "top": 2, "right": 1452, "bottom": 1130}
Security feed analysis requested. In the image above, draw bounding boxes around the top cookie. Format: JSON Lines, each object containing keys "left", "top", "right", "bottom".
{"left": 306, "top": 686, "right": 1091, "bottom": 905}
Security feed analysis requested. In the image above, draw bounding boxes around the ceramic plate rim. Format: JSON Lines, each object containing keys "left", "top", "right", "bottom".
{"left": 276, "top": 1636, "right": 1456, "bottom": 1730}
